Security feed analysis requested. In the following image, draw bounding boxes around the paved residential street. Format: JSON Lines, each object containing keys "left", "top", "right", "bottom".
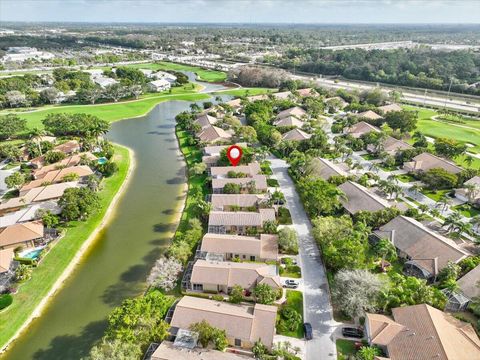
{"left": 270, "top": 157, "right": 338, "bottom": 360}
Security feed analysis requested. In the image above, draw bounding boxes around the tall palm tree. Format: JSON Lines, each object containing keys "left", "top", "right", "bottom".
{"left": 464, "top": 155, "right": 475, "bottom": 168}
{"left": 437, "top": 194, "right": 451, "bottom": 213}
{"left": 29, "top": 127, "right": 47, "bottom": 156}
{"left": 410, "top": 183, "right": 422, "bottom": 197}
{"left": 444, "top": 211, "right": 463, "bottom": 234}
{"left": 464, "top": 183, "right": 479, "bottom": 204}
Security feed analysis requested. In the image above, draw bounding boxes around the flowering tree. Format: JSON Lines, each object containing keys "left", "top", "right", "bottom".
{"left": 147, "top": 256, "right": 182, "bottom": 291}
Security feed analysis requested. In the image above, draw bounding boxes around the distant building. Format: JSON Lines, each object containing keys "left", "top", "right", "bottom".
{"left": 2, "top": 47, "right": 54, "bottom": 62}
{"left": 275, "top": 106, "right": 307, "bottom": 120}
{"left": 378, "top": 103, "right": 403, "bottom": 114}
{"left": 356, "top": 110, "right": 383, "bottom": 121}
{"left": 281, "top": 128, "right": 311, "bottom": 141}
{"left": 92, "top": 77, "right": 118, "bottom": 88}
{"left": 346, "top": 121, "right": 381, "bottom": 138}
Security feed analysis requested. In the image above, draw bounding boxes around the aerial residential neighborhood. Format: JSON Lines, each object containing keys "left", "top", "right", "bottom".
{"left": 0, "top": 1, "right": 479, "bottom": 360}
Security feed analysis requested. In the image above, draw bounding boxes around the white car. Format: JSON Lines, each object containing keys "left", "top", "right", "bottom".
{"left": 283, "top": 279, "right": 300, "bottom": 288}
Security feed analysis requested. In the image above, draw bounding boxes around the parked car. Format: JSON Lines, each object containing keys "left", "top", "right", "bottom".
{"left": 342, "top": 327, "right": 364, "bottom": 339}
{"left": 304, "top": 323, "right": 313, "bottom": 340}
{"left": 283, "top": 279, "right": 299, "bottom": 288}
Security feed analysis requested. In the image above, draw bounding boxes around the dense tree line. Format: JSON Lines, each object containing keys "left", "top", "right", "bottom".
{"left": 272, "top": 48, "right": 480, "bottom": 95}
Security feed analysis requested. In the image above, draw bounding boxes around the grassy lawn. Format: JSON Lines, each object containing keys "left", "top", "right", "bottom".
{"left": 403, "top": 105, "right": 480, "bottom": 154}
{"left": 396, "top": 173, "right": 416, "bottom": 183}
{"left": 336, "top": 339, "right": 357, "bottom": 360}
{"left": 214, "top": 87, "right": 275, "bottom": 96}
{"left": 277, "top": 290, "right": 304, "bottom": 339}
{"left": 0, "top": 144, "right": 130, "bottom": 349}
{"left": 120, "top": 61, "right": 227, "bottom": 82}
{"left": 361, "top": 153, "right": 377, "bottom": 161}
{"left": 8, "top": 92, "right": 209, "bottom": 129}
{"left": 453, "top": 203, "right": 480, "bottom": 218}
{"left": 279, "top": 265, "right": 301, "bottom": 278}
{"left": 422, "top": 189, "right": 450, "bottom": 202}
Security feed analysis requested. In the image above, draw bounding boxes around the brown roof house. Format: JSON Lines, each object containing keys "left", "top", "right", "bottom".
{"left": 365, "top": 304, "right": 480, "bottom": 360}
{"left": 208, "top": 208, "right": 276, "bottom": 235}
{"left": 170, "top": 296, "right": 277, "bottom": 349}
{"left": 373, "top": 216, "right": 469, "bottom": 281}
{"left": 210, "top": 163, "right": 261, "bottom": 178}
{"left": 403, "top": 152, "right": 463, "bottom": 174}
{"left": 187, "top": 259, "right": 281, "bottom": 294}
{"left": 33, "top": 152, "right": 96, "bottom": 179}
{"left": 0, "top": 181, "right": 78, "bottom": 215}
{"left": 297, "top": 88, "right": 319, "bottom": 97}
{"left": 202, "top": 143, "right": 247, "bottom": 168}
{"left": 151, "top": 340, "right": 251, "bottom": 360}
{"left": 30, "top": 140, "right": 81, "bottom": 168}
{"left": 211, "top": 175, "right": 268, "bottom": 194}
{"left": 272, "top": 91, "right": 293, "bottom": 100}
{"left": 378, "top": 103, "right": 403, "bottom": 114}
{"left": 197, "top": 125, "right": 233, "bottom": 144}
{"left": 210, "top": 194, "right": 267, "bottom": 211}
{"left": 0, "top": 248, "right": 15, "bottom": 274}
{"left": 20, "top": 165, "right": 93, "bottom": 196}
{"left": 367, "top": 136, "right": 413, "bottom": 156}
{"left": 309, "top": 157, "right": 349, "bottom": 181}
{"left": 281, "top": 128, "right": 311, "bottom": 141}
{"left": 356, "top": 110, "right": 383, "bottom": 121}
{"left": 275, "top": 106, "right": 307, "bottom": 120}
{"left": 346, "top": 121, "right": 381, "bottom": 138}
{"left": 274, "top": 116, "right": 305, "bottom": 128}
{"left": 200, "top": 233, "right": 278, "bottom": 261}
{"left": 324, "top": 96, "right": 349, "bottom": 110}
{"left": 338, "top": 181, "right": 395, "bottom": 214}
{"left": 455, "top": 176, "right": 480, "bottom": 204}
{"left": 445, "top": 264, "right": 480, "bottom": 312}
{"left": 195, "top": 114, "right": 219, "bottom": 130}
{"left": 0, "top": 221, "right": 44, "bottom": 250}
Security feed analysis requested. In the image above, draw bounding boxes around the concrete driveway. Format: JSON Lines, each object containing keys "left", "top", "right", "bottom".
{"left": 270, "top": 157, "right": 338, "bottom": 360}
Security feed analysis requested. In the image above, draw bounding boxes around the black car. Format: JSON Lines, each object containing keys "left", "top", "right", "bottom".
{"left": 342, "top": 327, "right": 364, "bottom": 339}
{"left": 304, "top": 323, "right": 313, "bottom": 340}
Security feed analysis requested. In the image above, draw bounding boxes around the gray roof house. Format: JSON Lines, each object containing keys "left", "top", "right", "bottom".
{"left": 338, "top": 181, "right": 394, "bottom": 214}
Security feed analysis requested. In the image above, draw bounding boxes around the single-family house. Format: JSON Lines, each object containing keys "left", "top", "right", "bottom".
{"left": 93, "top": 76, "right": 118, "bottom": 88}
{"left": 403, "top": 152, "right": 463, "bottom": 174}
{"left": 33, "top": 152, "right": 96, "bottom": 179}
{"left": 0, "top": 221, "right": 44, "bottom": 250}
{"left": 170, "top": 296, "right": 277, "bottom": 348}
{"left": 211, "top": 175, "right": 268, "bottom": 194}
{"left": 208, "top": 208, "right": 276, "bottom": 234}
{"left": 338, "top": 181, "right": 393, "bottom": 214}
{"left": 210, "top": 194, "right": 267, "bottom": 211}
{"left": 0, "top": 181, "right": 78, "bottom": 215}
{"left": 195, "top": 114, "right": 218, "bottom": 129}
{"left": 275, "top": 106, "right": 306, "bottom": 120}
{"left": 455, "top": 176, "right": 480, "bottom": 204}
{"left": 309, "top": 158, "right": 349, "bottom": 181}
{"left": 378, "top": 103, "right": 403, "bottom": 114}
{"left": 19, "top": 165, "right": 93, "bottom": 196}
{"left": 152, "top": 71, "right": 177, "bottom": 83}
{"left": 297, "top": 88, "right": 318, "bottom": 97}
{"left": 445, "top": 264, "right": 480, "bottom": 311}
{"left": 30, "top": 140, "right": 81, "bottom": 168}
{"left": 0, "top": 200, "right": 61, "bottom": 228}
{"left": 150, "top": 341, "right": 251, "bottom": 360}
{"left": 274, "top": 116, "right": 305, "bottom": 128}
{"left": 281, "top": 128, "right": 311, "bottom": 141}
{"left": 324, "top": 96, "right": 349, "bottom": 110}
{"left": 247, "top": 94, "right": 269, "bottom": 102}
{"left": 202, "top": 143, "right": 247, "bottom": 168}
{"left": 272, "top": 91, "right": 292, "bottom": 100}
{"left": 200, "top": 233, "right": 278, "bottom": 261}
{"left": 373, "top": 216, "right": 469, "bottom": 281}
{"left": 210, "top": 163, "right": 261, "bottom": 178}
{"left": 198, "top": 125, "right": 232, "bottom": 144}
{"left": 188, "top": 259, "right": 281, "bottom": 293}
{"left": 148, "top": 79, "right": 171, "bottom": 92}
{"left": 0, "top": 248, "right": 15, "bottom": 274}
{"left": 365, "top": 304, "right": 480, "bottom": 360}
{"left": 356, "top": 110, "right": 383, "bottom": 121}
{"left": 367, "top": 136, "right": 413, "bottom": 156}
{"left": 346, "top": 121, "right": 381, "bottom": 138}
{"left": 225, "top": 98, "right": 242, "bottom": 111}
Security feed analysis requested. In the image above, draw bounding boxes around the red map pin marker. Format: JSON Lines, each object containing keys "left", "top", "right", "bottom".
{"left": 226, "top": 145, "right": 242, "bottom": 167}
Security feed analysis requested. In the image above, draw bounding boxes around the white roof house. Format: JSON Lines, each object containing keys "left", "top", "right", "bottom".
{"left": 148, "top": 79, "right": 171, "bottom": 92}
{"left": 93, "top": 77, "right": 118, "bottom": 88}
{"left": 153, "top": 71, "right": 177, "bottom": 83}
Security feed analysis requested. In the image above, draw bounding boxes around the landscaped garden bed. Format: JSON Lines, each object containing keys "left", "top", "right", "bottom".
{"left": 277, "top": 290, "right": 304, "bottom": 338}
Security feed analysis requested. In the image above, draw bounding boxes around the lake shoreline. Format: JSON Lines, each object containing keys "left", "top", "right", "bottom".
{"left": 0, "top": 145, "right": 136, "bottom": 354}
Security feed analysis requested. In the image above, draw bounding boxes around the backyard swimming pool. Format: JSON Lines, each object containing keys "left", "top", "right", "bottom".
{"left": 97, "top": 157, "right": 108, "bottom": 165}
{"left": 19, "top": 248, "right": 43, "bottom": 260}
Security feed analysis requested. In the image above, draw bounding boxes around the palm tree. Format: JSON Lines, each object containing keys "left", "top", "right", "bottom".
{"left": 374, "top": 238, "right": 397, "bottom": 266}
{"left": 410, "top": 183, "right": 422, "bottom": 197}
{"left": 464, "top": 183, "right": 480, "bottom": 204}
{"left": 437, "top": 194, "right": 451, "bottom": 213}
{"left": 429, "top": 208, "right": 441, "bottom": 218}
{"left": 470, "top": 216, "right": 480, "bottom": 233}
{"left": 418, "top": 204, "right": 429, "bottom": 213}
{"left": 29, "top": 127, "right": 47, "bottom": 156}
{"left": 464, "top": 155, "right": 475, "bottom": 168}
{"left": 444, "top": 211, "right": 463, "bottom": 234}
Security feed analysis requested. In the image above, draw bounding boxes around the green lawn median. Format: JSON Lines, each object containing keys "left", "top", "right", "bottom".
{"left": 0, "top": 144, "right": 131, "bottom": 350}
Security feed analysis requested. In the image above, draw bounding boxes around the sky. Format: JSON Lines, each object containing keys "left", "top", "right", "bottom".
{"left": 0, "top": 0, "right": 479, "bottom": 24}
